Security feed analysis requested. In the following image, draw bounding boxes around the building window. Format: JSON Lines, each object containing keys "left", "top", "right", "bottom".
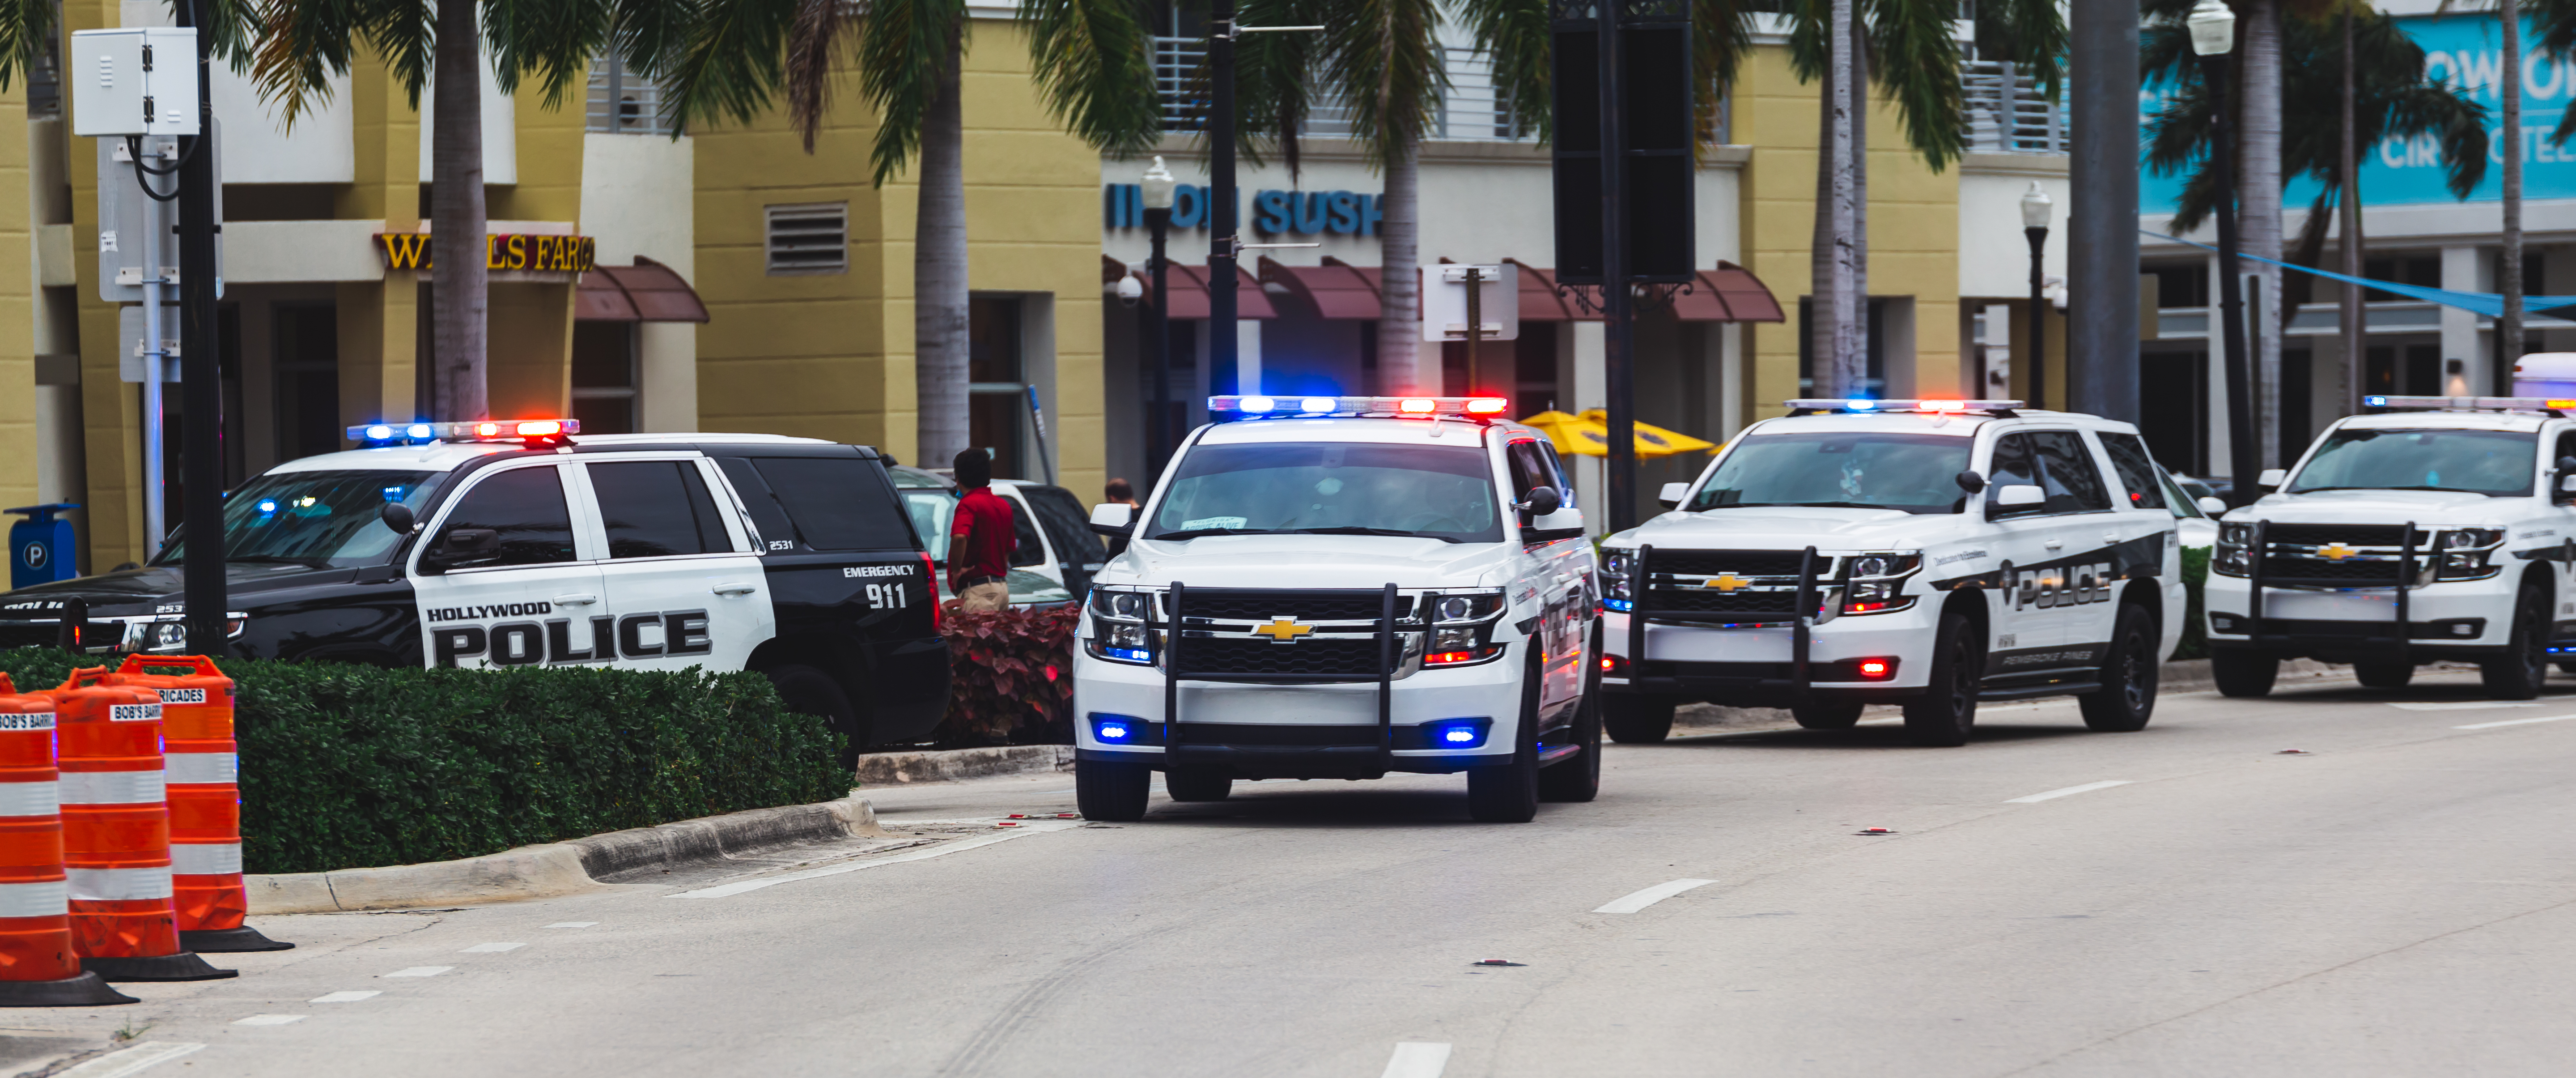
{"left": 587, "top": 51, "right": 677, "bottom": 135}
{"left": 2364, "top": 256, "right": 2443, "bottom": 302}
{"left": 766, "top": 203, "right": 849, "bottom": 275}
{"left": 572, "top": 322, "right": 640, "bottom": 435}
{"left": 2144, "top": 263, "right": 2208, "bottom": 308}
{"left": 969, "top": 296, "right": 1026, "bottom": 479}
{"left": 275, "top": 303, "right": 341, "bottom": 461}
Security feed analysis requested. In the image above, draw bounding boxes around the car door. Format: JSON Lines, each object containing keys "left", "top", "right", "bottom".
{"left": 2546, "top": 426, "right": 2576, "bottom": 631}
{"left": 1980, "top": 430, "right": 2072, "bottom": 660}
{"left": 577, "top": 454, "right": 775, "bottom": 672}
{"left": 2030, "top": 429, "right": 2127, "bottom": 656}
{"left": 1506, "top": 434, "right": 1586, "bottom": 716}
{"left": 409, "top": 461, "right": 608, "bottom": 669}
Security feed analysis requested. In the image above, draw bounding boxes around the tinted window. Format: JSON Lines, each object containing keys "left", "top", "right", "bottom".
{"left": 438, "top": 466, "right": 577, "bottom": 567}
{"left": 752, "top": 456, "right": 916, "bottom": 550}
{"left": 1007, "top": 496, "right": 1045, "bottom": 568}
{"left": 1691, "top": 432, "right": 1973, "bottom": 515}
{"left": 590, "top": 461, "right": 730, "bottom": 558}
{"left": 900, "top": 489, "right": 955, "bottom": 561}
{"left": 1148, "top": 442, "right": 1502, "bottom": 543}
{"left": 2033, "top": 431, "right": 2113, "bottom": 513}
{"left": 1020, "top": 485, "right": 1108, "bottom": 568}
{"left": 157, "top": 469, "right": 445, "bottom": 569}
{"left": 2097, "top": 433, "right": 2169, "bottom": 511}
{"left": 2288, "top": 428, "right": 2535, "bottom": 497}
{"left": 714, "top": 457, "right": 794, "bottom": 550}
{"left": 1506, "top": 441, "right": 1552, "bottom": 499}
{"left": 1988, "top": 434, "right": 2042, "bottom": 520}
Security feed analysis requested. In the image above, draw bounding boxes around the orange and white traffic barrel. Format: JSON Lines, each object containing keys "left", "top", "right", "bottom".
{"left": 53, "top": 669, "right": 232, "bottom": 982}
{"left": 110, "top": 656, "right": 286, "bottom": 954}
{"left": 0, "top": 675, "right": 132, "bottom": 1006}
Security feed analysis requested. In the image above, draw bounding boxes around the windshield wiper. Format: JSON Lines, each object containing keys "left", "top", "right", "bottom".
{"left": 2290, "top": 485, "right": 2474, "bottom": 494}
{"left": 1149, "top": 528, "right": 1280, "bottom": 541}
{"left": 1703, "top": 501, "right": 1897, "bottom": 511}
{"left": 1283, "top": 526, "right": 1460, "bottom": 542}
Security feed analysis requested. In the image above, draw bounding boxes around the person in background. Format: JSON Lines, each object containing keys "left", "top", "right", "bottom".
{"left": 1103, "top": 477, "right": 1140, "bottom": 556}
{"left": 949, "top": 449, "right": 1014, "bottom": 612}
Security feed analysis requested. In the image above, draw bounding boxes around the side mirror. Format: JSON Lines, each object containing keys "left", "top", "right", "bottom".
{"left": 1994, "top": 484, "right": 2046, "bottom": 508}
{"left": 2257, "top": 468, "right": 2287, "bottom": 490}
{"left": 2559, "top": 473, "right": 2576, "bottom": 494}
{"left": 1525, "top": 506, "right": 1585, "bottom": 541}
{"left": 381, "top": 503, "right": 415, "bottom": 534}
{"left": 1955, "top": 470, "right": 1987, "bottom": 494}
{"left": 1655, "top": 482, "right": 1687, "bottom": 509}
{"left": 1522, "top": 486, "right": 1564, "bottom": 516}
{"left": 1088, "top": 502, "right": 1137, "bottom": 537}
{"left": 2197, "top": 495, "right": 2229, "bottom": 516}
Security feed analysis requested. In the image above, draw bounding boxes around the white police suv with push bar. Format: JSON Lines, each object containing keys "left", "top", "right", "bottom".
{"left": 2204, "top": 395, "right": 2576, "bottom": 699}
{"left": 1074, "top": 395, "right": 1602, "bottom": 822}
{"left": 0, "top": 419, "right": 950, "bottom": 761}
{"left": 1596, "top": 399, "right": 2186, "bottom": 746}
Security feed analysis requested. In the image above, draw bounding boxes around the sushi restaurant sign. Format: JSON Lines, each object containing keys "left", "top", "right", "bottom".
{"left": 374, "top": 232, "right": 598, "bottom": 273}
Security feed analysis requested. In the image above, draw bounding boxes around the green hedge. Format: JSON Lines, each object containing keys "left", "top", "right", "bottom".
{"left": 2173, "top": 546, "right": 2211, "bottom": 661}
{"left": 0, "top": 650, "right": 848, "bottom": 874}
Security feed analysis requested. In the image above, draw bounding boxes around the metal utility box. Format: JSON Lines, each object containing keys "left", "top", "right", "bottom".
{"left": 69, "top": 28, "right": 200, "bottom": 138}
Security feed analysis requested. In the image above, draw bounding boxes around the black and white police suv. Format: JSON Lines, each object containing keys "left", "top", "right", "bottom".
{"left": 0, "top": 419, "right": 948, "bottom": 752}
{"left": 2204, "top": 395, "right": 2576, "bottom": 699}
{"left": 1074, "top": 395, "right": 1602, "bottom": 823}
{"left": 1598, "top": 399, "right": 2186, "bottom": 746}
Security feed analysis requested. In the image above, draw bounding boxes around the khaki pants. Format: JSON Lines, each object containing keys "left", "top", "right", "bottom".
{"left": 957, "top": 580, "right": 1011, "bottom": 613}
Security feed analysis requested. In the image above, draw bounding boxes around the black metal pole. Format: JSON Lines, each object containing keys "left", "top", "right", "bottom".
{"left": 1146, "top": 206, "right": 1172, "bottom": 484}
{"left": 179, "top": 0, "right": 227, "bottom": 654}
{"left": 2067, "top": 0, "right": 2141, "bottom": 423}
{"left": 1599, "top": 3, "right": 1636, "bottom": 531}
{"left": 2026, "top": 226, "right": 2047, "bottom": 409}
{"left": 1207, "top": 0, "right": 1239, "bottom": 396}
{"left": 2203, "top": 53, "right": 2258, "bottom": 508}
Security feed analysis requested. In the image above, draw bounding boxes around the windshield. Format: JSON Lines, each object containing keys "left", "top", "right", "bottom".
{"left": 2287, "top": 428, "right": 2535, "bottom": 497}
{"left": 157, "top": 469, "right": 447, "bottom": 568}
{"left": 1687, "top": 431, "right": 1973, "bottom": 514}
{"left": 898, "top": 489, "right": 956, "bottom": 562}
{"left": 1147, "top": 441, "right": 1502, "bottom": 543}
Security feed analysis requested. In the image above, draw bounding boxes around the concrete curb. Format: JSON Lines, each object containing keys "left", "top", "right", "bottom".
{"left": 245, "top": 793, "right": 881, "bottom": 915}
{"left": 854, "top": 744, "right": 1075, "bottom": 786}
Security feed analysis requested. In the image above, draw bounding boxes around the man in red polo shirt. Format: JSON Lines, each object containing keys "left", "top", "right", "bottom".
{"left": 949, "top": 448, "right": 1016, "bottom": 612}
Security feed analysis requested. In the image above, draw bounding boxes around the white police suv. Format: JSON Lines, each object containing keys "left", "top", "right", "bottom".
{"left": 1598, "top": 399, "right": 2186, "bottom": 746}
{"left": 1074, "top": 396, "right": 1602, "bottom": 823}
{"left": 0, "top": 419, "right": 950, "bottom": 756}
{"left": 2205, "top": 395, "right": 2576, "bottom": 699}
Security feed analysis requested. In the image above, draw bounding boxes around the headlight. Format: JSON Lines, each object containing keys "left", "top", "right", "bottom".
{"left": 2443, "top": 528, "right": 2504, "bottom": 550}
{"left": 1847, "top": 552, "right": 1921, "bottom": 579}
{"left": 2215, "top": 547, "right": 2251, "bottom": 576}
{"left": 1091, "top": 588, "right": 1152, "bottom": 620}
{"left": 1601, "top": 551, "right": 1634, "bottom": 604}
{"left": 1428, "top": 590, "right": 1505, "bottom": 623}
{"left": 1848, "top": 581, "right": 1897, "bottom": 603}
{"left": 150, "top": 622, "right": 187, "bottom": 650}
{"left": 2220, "top": 523, "right": 2254, "bottom": 546}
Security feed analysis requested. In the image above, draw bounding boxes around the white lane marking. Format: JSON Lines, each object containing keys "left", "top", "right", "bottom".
{"left": 232, "top": 1015, "right": 306, "bottom": 1026}
{"left": 2004, "top": 780, "right": 2135, "bottom": 804}
{"left": 462, "top": 942, "right": 524, "bottom": 953}
{"left": 669, "top": 821, "right": 1081, "bottom": 899}
{"left": 309, "top": 991, "right": 379, "bottom": 1003}
{"left": 1857, "top": 717, "right": 1902, "bottom": 725}
{"left": 1380, "top": 1042, "right": 1452, "bottom": 1078}
{"left": 383, "top": 966, "right": 452, "bottom": 978}
{"left": 57, "top": 1042, "right": 204, "bottom": 1078}
{"left": 2389, "top": 701, "right": 2542, "bottom": 711}
{"left": 544, "top": 921, "right": 596, "bottom": 929}
{"left": 1593, "top": 878, "right": 1718, "bottom": 914}
{"left": 2454, "top": 713, "right": 2576, "bottom": 730}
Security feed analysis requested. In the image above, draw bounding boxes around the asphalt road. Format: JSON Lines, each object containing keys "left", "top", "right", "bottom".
{"left": 13, "top": 667, "right": 2576, "bottom": 1077}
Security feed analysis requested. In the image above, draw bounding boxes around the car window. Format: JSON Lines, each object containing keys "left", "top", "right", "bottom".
{"left": 437, "top": 466, "right": 577, "bottom": 568}
{"left": 1987, "top": 434, "right": 2042, "bottom": 520}
{"left": 1691, "top": 431, "right": 1973, "bottom": 515}
{"left": 1006, "top": 494, "right": 1046, "bottom": 568}
{"left": 713, "top": 458, "right": 795, "bottom": 550}
{"left": 900, "top": 489, "right": 955, "bottom": 562}
{"left": 2287, "top": 428, "right": 2535, "bottom": 497}
{"left": 2096, "top": 432, "right": 2169, "bottom": 511}
{"left": 156, "top": 469, "right": 446, "bottom": 569}
{"left": 2033, "top": 431, "right": 2113, "bottom": 513}
{"left": 2159, "top": 470, "right": 2205, "bottom": 520}
{"left": 1020, "top": 485, "right": 1108, "bottom": 567}
{"left": 751, "top": 456, "right": 917, "bottom": 551}
{"left": 1506, "top": 440, "right": 1553, "bottom": 499}
{"left": 589, "top": 461, "right": 731, "bottom": 558}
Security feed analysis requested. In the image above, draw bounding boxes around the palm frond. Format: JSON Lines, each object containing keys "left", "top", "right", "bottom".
{"left": 1690, "top": 0, "right": 1755, "bottom": 158}
{"left": 1322, "top": 0, "right": 1446, "bottom": 170}
{"left": 1971, "top": 0, "right": 2065, "bottom": 100}
{"left": 657, "top": 0, "right": 801, "bottom": 134}
{"left": 0, "top": 0, "right": 52, "bottom": 89}
{"left": 485, "top": 0, "right": 615, "bottom": 108}
{"left": 1452, "top": 0, "right": 1552, "bottom": 141}
{"left": 785, "top": 0, "right": 851, "bottom": 151}
{"left": 1231, "top": 0, "right": 1327, "bottom": 172}
{"left": 1020, "top": 0, "right": 1161, "bottom": 157}
{"left": 857, "top": 0, "right": 972, "bottom": 184}
{"left": 1865, "top": 0, "right": 1964, "bottom": 171}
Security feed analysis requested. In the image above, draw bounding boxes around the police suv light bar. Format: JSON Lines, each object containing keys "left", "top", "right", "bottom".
{"left": 1210, "top": 395, "right": 1510, "bottom": 417}
{"left": 2362, "top": 395, "right": 2576, "bottom": 412}
{"left": 1783, "top": 398, "right": 2024, "bottom": 414}
{"left": 347, "top": 419, "right": 581, "bottom": 445}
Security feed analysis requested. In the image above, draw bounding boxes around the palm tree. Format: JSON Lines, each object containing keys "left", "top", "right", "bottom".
{"left": 658, "top": 0, "right": 1160, "bottom": 466}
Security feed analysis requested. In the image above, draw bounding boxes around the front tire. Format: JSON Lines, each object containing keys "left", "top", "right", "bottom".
{"left": 1791, "top": 700, "right": 1863, "bottom": 729}
{"left": 1538, "top": 664, "right": 1604, "bottom": 804}
{"left": 1469, "top": 672, "right": 1543, "bottom": 822}
{"left": 1163, "top": 767, "right": 1232, "bottom": 802}
{"left": 1075, "top": 759, "right": 1150, "bottom": 822}
{"left": 2211, "top": 650, "right": 2279, "bottom": 698}
{"left": 1902, "top": 612, "right": 1982, "bottom": 747}
{"left": 1604, "top": 695, "right": 1676, "bottom": 744}
{"left": 2354, "top": 660, "right": 2415, "bottom": 690}
{"left": 2078, "top": 605, "right": 2158, "bottom": 733}
{"left": 2481, "top": 583, "right": 2551, "bottom": 700}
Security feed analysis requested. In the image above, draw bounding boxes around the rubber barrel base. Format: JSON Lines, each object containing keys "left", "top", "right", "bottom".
{"left": 0, "top": 971, "right": 139, "bottom": 1007}
{"left": 180, "top": 925, "right": 292, "bottom": 953}
{"left": 81, "top": 951, "right": 238, "bottom": 982}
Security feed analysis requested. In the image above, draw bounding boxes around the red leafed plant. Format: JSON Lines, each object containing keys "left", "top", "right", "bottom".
{"left": 936, "top": 604, "right": 1081, "bottom": 743}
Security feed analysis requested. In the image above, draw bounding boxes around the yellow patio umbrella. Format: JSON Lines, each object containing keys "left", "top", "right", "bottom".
{"left": 1573, "top": 409, "right": 1719, "bottom": 457}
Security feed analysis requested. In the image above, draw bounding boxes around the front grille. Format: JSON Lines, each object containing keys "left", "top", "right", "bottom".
{"left": 2258, "top": 555, "right": 2407, "bottom": 584}
{"left": 1642, "top": 589, "right": 1805, "bottom": 618}
{"left": 1650, "top": 550, "right": 1818, "bottom": 577}
{"left": 1174, "top": 636, "right": 1394, "bottom": 679}
{"left": 1170, "top": 723, "right": 1381, "bottom": 747}
{"left": 1174, "top": 592, "right": 1412, "bottom": 622}
{"left": 2262, "top": 524, "right": 2426, "bottom": 548}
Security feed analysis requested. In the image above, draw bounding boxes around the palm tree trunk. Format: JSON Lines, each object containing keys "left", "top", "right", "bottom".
{"left": 1848, "top": 9, "right": 1868, "bottom": 398}
{"left": 2338, "top": 8, "right": 2364, "bottom": 414}
{"left": 429, "top": 0, "right": 488, "bottom": 422}
{"left": 915, "top": 28, "right": 972, "bottom": 469}
{"left": 1378, "top": 136, "right": 1423, "bottom": 394}
{"left": 1813, "top": 0, "right": 1859, "bottom": 398}
{"left": 2241, "top": 0, "right": 2283, "bottom": 467}
{"left": 2503, "top": 0, "right": 2525, "bottom": 393}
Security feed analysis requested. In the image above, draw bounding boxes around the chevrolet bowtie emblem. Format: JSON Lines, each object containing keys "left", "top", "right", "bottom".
{"left": 1251, "top": 617, "right": 1313, "bottom": 642}
{"left": 2319, "top": 542, "right": 2355, "bottom": 560}
{"left": 1710, "top": 573, "right": 1750, "bottom": 592}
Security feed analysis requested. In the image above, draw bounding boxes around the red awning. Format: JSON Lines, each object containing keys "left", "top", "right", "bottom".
{"left": 1675, "top": 261, "right": 1788, "bottom": 323}
{"left": 1101, "top": 256, "right": 1277, "bottom": 319}
{"left": 1261, "top": 257, "right": 1383, "bottom": 319}
{"left": 576, "top": 257, "right": 709, "bottom": 322}
{"left": 1507, "top": 260, "right": 1586, "bottom": 321}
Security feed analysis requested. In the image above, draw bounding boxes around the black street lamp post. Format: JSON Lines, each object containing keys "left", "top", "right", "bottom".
{"left": 2021, "top": 182, "right": 2052, "bottom": 409}
{"left": 1142, "top": 157, "right": 1177, "bottom": 485}
{"left": 2189, "top": 0, "right": 2259, "bottom": 507}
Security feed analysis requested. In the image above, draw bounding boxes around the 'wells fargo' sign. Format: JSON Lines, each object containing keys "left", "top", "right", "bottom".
{"left": 374, "top": 232, "right": 598, "bottom": 273}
